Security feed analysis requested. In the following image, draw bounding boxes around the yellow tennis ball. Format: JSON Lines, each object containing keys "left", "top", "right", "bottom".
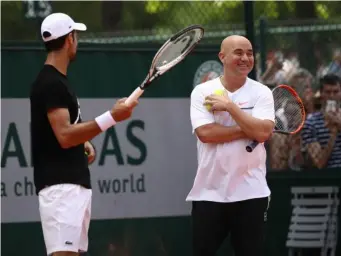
{"left": 213, "top": 89, "right": 225, "bottom": 96}
{"left": 205, "top": 89, "right": 225, "bottom": 111}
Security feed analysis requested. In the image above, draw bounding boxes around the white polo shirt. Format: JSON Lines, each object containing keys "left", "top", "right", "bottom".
{"left": 187, "top": 77, "right": 275, "bottom": 203}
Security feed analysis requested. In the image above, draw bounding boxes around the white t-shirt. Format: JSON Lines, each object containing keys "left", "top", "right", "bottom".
{"left": 187, "top": 77, "right": 275, "bottom": 203}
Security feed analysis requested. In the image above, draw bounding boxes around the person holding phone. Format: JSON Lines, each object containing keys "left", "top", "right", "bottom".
{"left": 301, "top": 74, "right": 341, "bottom": 169}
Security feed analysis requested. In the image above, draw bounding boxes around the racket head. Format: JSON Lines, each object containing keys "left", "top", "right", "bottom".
{"left": 246, "top": 84, "right": 306, "bottom": 153}
{"left": 154, "top": 25, "right": 204, "bottom": 72}
{"left": 273, "top": 84, "right": 306, "bottom": 134}
{"left": 140, "top": 25, "right": 204, "bottom": 89}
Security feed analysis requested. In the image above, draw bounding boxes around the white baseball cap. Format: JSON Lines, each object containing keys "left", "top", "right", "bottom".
{"left": 41, "top": 13, "right": 87, "bottom": 42}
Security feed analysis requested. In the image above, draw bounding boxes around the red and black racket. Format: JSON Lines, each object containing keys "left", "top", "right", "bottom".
{"left": 246, "top": 84, "right": 306, "bottom": 153}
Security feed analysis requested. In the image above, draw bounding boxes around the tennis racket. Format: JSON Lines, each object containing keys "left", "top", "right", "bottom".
{"left": 246, "top": 84, "right": 306, "bottom": 153}
{"left": 125, "top": 25, "right": 204, "bottom": 106}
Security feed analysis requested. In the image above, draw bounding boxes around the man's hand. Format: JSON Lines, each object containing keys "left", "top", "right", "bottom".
{"left": 85, "top": 141, "right": 96, "bottom": 164}
{"left": 111, "top": 98, "right": 139, "bottom": 122}
{"left": 325, "top": 110, "right": 340, "bottom": 133}
{"left": 204, "top": 93, "right": 231, "bottom": 112}
{"left": 334, "top": 110, "right": 341, "bottom": 131}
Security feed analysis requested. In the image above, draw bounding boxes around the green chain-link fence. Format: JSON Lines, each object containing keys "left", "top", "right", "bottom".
{"left": 2, "top": 2, "right": 341, "bottom": 256}
{"left": 1, "top": 1, "right": 340, "bottom": 43}
{"left": 2, "top": 1, "right": 341, "bottom": 71}
{"left": 2, "top": 1, "right": 341, "bottom": 170}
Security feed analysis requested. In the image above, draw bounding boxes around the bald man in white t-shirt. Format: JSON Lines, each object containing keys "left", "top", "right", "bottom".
{"left": 188, "top": 35, "right": 275, "bottom": 256}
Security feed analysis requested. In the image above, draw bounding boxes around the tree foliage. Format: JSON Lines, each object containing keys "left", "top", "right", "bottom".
{"left": 1, "top": 1, "right": 340, "bottom": 44}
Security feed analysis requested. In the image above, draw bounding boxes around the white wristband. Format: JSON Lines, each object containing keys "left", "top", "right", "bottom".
{"left": 95, "top": 111, "right": 116, "bottom": 131}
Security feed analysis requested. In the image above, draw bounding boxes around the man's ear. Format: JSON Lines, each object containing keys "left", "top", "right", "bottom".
{"left": 218, "top": 52, "right": 224, "bottom": 64}
{"left": 66, "top": 33, "right": 74, "bottom": 45}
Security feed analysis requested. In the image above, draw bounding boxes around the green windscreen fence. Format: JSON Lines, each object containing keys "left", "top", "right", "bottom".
{"left": 1, "top": 43, "right": 340, "bottom": 256}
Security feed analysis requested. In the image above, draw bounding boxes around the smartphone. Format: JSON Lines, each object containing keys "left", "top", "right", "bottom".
{"left": 274, "top": 51, "right": 284, "bottom": 64}
{"left": 325, "top": 100, "right": 337, "bottom": 112}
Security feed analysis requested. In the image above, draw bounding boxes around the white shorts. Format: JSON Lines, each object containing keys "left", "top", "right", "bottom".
{"left": 38, "top": 184, "right": 92, "bottom": 255}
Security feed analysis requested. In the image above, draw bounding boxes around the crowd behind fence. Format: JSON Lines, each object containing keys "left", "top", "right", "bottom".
{"left": 2, "top": 1, "right": 341, "bottom": 172}
{"left": 259, "top": 23, "right": 341, "bottom": 172}
{"left": 1, "top": 2, "right": 341, "bottom": 256}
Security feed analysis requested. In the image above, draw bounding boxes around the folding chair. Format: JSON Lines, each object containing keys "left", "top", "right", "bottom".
{"left": 286, "top": 186, "right": 339, "bottom": 256}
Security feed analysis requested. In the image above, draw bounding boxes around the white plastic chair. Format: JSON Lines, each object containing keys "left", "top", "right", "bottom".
{"left": 286, "top": 186, "right": 339, "bottom": 256}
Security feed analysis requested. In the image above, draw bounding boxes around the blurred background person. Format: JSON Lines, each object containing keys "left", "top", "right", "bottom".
{"left": 301, "top": 74, "right": 341, "bottom": 169}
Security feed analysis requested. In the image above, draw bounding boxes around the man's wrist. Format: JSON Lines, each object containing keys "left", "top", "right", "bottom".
{"left": 224, "top": 101, "right": 234, "bottom": 112}
{"left": 95, "top": 111, "right": 116, "bottom": 131}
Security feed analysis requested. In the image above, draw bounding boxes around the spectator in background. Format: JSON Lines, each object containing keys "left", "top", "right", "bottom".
{"left": 314, "top": 45, "right": 331, "bottom": 80}
{"left": 301, "top": 74, "right": 341, "bottom": 169}
{"left": 326, "top": 48, "right": 341, "bottom": 78}
{"left": 260, "top": 51, "right": 288, "bottom": 86}
{"left": 289, "top": 68, "right": 316, "bottom": 114}
{"left": 269, "top": 69, "right": 316, "bottom": 171}
{"left": 260, "top": 50, "right": 300, "bottom": 88}
{"left": 317, "top": 48, "right": 341, "bottom": 79}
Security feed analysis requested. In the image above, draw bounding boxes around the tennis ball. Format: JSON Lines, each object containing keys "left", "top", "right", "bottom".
{"left": 213, "top": 89, "right": 225, "bottom": 96}
{"left": 205, "top": 89, "right": 225, "bottom": 111}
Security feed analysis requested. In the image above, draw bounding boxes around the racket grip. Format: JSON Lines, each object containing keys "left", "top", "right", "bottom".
{"left": 246, "top": 140, "right": 259, "bottom": 153}
{"left": 125, "top": 87, "right": 144, "bottom": 106}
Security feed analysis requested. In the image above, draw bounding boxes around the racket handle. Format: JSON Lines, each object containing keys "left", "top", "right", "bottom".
{"left": 125, "top": 87, "right": 144, "bottom": 106}
{"left": 246, "top": 140, "right": 259, "bottom": 153}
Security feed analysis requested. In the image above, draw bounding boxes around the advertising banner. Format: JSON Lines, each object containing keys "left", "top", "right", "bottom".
{"left": 1, "top": 99, "right": 198, "bottom": 223}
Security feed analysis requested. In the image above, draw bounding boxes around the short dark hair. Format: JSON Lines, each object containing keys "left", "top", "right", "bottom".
{"left": 319, "top": 73, "right": 341, "bottom": 91}
{"left": 43, "top": 31, "right": 74, "bottom": 52}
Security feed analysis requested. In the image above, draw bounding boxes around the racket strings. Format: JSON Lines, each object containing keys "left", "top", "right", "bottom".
{"left": 273, "top": 87, "right": 305, "bottom": 133}
{"left": 155, "top": 29, "right": 202, "bottom": 69}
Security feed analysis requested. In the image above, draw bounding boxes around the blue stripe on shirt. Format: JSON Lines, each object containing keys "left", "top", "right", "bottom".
{"left": 301, "top": 112, "right": 341, "bottom": 168}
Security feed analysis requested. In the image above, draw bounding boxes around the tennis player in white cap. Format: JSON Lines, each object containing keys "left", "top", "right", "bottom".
{"left": 30, "top": 13, "right": 138, "bottom": 256}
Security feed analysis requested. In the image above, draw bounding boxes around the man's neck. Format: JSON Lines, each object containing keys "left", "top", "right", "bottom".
{"left": 45, "top": 52, "right": 69, "bottom": 76}
{"left": 221, "top": 73, "right": 247, "bottom": 92}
